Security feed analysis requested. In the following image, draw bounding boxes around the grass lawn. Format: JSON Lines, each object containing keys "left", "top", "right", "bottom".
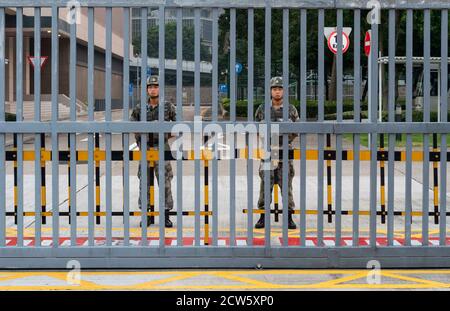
{"left": 343, "top": 133, "right": 450, "bottom": 148}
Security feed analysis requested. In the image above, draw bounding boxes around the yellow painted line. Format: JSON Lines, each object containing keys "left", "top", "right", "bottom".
{"left": 380, "top": 271, "right": 450, "bottom": 287}
{"left": 116, "top": 272, "right": 203, "bottom": 289}
{"left": 0, "top": 270, "right": 448, "bottom": 290}
{"left": 49, "top": 272, "right": 105, "bottom": 289}
{"left": 310, "top": 271, "right": 369, "bottom": 287}
{"left": 212, "top": 271, "right": 279, "bottom": 288}
{"left": 326, "top": 284, "right": 450, "bottom": 289}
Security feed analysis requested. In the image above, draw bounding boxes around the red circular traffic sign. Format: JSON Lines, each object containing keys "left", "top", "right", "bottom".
{"left": 364, "top": 31, "right": 371, "bottom": 57}
{"left": 327, "top": 31, "right": 350, "bottom": 54}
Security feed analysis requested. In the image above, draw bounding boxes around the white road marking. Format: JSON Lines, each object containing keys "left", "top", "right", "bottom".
{"left": 323, "top": 240, "right": 335, "bottom": 246}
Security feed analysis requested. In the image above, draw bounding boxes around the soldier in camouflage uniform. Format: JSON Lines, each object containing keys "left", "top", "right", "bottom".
{"left": 130, "top": 75, "right": 176, "bottom": 228}
{"left": 254, "top": 76, "right": 299, "bottom": 229}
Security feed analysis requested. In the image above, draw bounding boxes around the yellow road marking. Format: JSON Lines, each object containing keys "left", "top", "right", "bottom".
{"left": 130, "top": 272, "right": 203, "bottom": 289}
{"left": 212, "top": 271, "right": 278, "bottom": 288}
{"left": 380, "top": 271, "right": 450, "bottom": 288}
{"left": 0, "top": 270, "right": 449, "bottom": 290}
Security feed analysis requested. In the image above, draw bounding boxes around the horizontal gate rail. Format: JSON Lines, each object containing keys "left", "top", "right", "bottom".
{"left": 0, "top": 0, "right": 449, "bottom": 9}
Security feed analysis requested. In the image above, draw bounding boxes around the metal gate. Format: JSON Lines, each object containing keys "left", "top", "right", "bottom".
{"left": 0, "top": 0, "right": 449, "bottom": 269}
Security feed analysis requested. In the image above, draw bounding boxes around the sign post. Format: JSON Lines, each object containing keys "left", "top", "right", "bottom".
{"left": 365, "top": 30, "right": 373, "bottom": 122}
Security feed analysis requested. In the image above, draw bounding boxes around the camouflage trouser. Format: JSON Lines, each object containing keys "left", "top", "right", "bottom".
{"left": 137, "top": 161, "right": 174, "bottom": 211}
{"left": 257, "top": 160, "right": 295, "bottom": 211}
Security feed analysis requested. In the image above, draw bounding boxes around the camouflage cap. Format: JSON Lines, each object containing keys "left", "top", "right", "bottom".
{"left": 147, "top": 75, "right": 159, "bottom": 86}
{"left": 270, "top": 76, "right": 283, "bottom": 88}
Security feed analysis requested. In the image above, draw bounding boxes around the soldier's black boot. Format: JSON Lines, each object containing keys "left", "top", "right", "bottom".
{"left": 139, "top": 216, "right": 152, "bottom": 228}
{"left": 288, "top": 211, "right": 296, "bottom": 230}
{"left": 165, "top": 213, "right": 173, "bottom": 228}
{"left": 254, "top": 214, "right": 265, "bottom": 229}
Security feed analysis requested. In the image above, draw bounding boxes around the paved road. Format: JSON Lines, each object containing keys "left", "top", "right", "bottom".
{"left": 0, "top": 269, "right": 449, "bottom": 290}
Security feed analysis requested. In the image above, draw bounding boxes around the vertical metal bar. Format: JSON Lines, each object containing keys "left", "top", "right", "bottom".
{"left": 229, "top": 8, "right": 236, "bottom": 247}
{"left": 212, "top": 8, "right": 219, "bottom": 246}
{"left": 123, "top": 7, "right": 130, "bottom": 247}
{"left": 405, "top": 9, "right": 413, "bottom": 246}
{"left": 246, "top": 8, "right": 254, "bottom": 246}
{"left": 317, "top": 9, "right": 325, "bottom": 247}
{"left": 140, "top": 7, "right": 148, "bottom": 246}
{"left": 69, "top": 7, "right": 77, "bottom": 246}
{"left": 51, "top": 5, "right": 59, "bottom": 248}
{"left": 387, "top": 9, "right": 395, "bottom": 246}
{"left": 87, "top": 7, "right": 95, "bottom": 247}
{"left": 105, "top": 7, "right": 112, "bottom": 246}
{"left": 194, "top": 8, "right": 201, "bottom": 246}
{"left": 176, "top": 7, "right": 183, "bottom": 247}
{"left": 264, "top": 2, "right": 272, "bottom": 250}
{"left": 336, "top": 9, "right": 343, "bottom": 247}
{"left": 439, "top": 10, "right": 448, "bottom": 246}
{"left": 299, "top": 9, "right": 307, "bottom": 247}
{"left": 422, "top": 9, "right": 430, "bottom": 246}
{"left": 281, "top": 8, "right": 289, "bottom": 246}
{"left": 16, "top": 8, "right": 23, "bottom": 247}
{"left": 352, "top": 9, "right": 361, "bottom": 246}
{"left": 369, "top": 14, "right": 379, "bottom": 248}
{"left": 158, "top": 5, "right": 166, "bottom": 249}
{"left": 34, "top": 7, "right": 42, "bottom": 247}
{"left": 0, "top": 7, "right": 5, "bottom": 247}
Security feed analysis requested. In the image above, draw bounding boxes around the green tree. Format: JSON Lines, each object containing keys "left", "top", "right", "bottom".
{"left": 132, "top": 21, "right": 210, "bottom": 61}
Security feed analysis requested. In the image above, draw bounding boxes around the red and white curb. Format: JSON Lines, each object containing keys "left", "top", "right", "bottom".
{"left": 3, "top": 237, "right": 449, "bottom": 247}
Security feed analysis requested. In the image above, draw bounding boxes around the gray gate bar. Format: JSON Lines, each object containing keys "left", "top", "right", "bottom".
{"left": 34, "top": 7, "right": 42, "bottom": 247}
{"left": 352, "top": 9, "right": 361, "bottom": 246}
{"left": 16, "top": 8, "right": 23, "bottom": 247}
{"left": 440, "top": 10, "right": 448, "bottom": 246}
{"left": 336, "top": 9, "right": 343, "bottom": 246}
{"left": 281, "top": 8, "right": 289, "bottom": 246}
{"left": 422, "top": 9, "right": 431, "bottom": 246}
{"left": 264, "top": 3, "right": 272, "bottom": 250}
{"left": 194, "top": 7, "right": 201, "bottom": 246}
{"left": 176, "top": 7, "right": 183, "bottom": 246}
{"left": 0, "top": 7, "right": 4, "bottom": 247}
{"left": 122, "top": 7, "right": 130, "bottom": 246}
{"left": 246, "top": 8, "right": 254, "bottom": 246}
{"left": 299, "top": 9, "right": 307, "bottom": 247}
{"left": 317, "top": 9, "right": 325, "bottom": 247}
{"left": 229, "top": 8, "right": 237, "bottom": 247}
{"left": 369, "top": 14, "right": 379, "bottom": 248}
{"left": 405, "top": 9, "right": 413, "bottom": 246}
{"left": 69, "top": 8, "right": 77, "bottom": 246}
{"left": 158, "top": 5, "right": 166, "bottom": 249}
{"left": 87, "top": 7, "right": 95, "bottom": 246}
{"left": 212, "top": 7, "right": 219, "bottom": 246}
{"left": 139, "top": 7, "right": 148, "bottom": 244}
{"left": 105, "top": 6, "right": 113, "bottom": 246}
{"left": 387, "top": 9, "right": 395, "bottom": 246}
{"left": 51, "top": 5, "right": 59, "bottom": 248}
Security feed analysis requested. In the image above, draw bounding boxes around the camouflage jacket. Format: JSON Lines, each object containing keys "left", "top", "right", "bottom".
{"left": 130, "top": 100, "right": 176, "bottom": 148}
{"left": 254, "top": 103, "right": 299, "bottom": 147}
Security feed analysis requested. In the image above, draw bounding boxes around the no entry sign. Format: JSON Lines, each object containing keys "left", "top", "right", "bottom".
{"left": 364, "top": 30, "right": 371, "bottom": 57}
